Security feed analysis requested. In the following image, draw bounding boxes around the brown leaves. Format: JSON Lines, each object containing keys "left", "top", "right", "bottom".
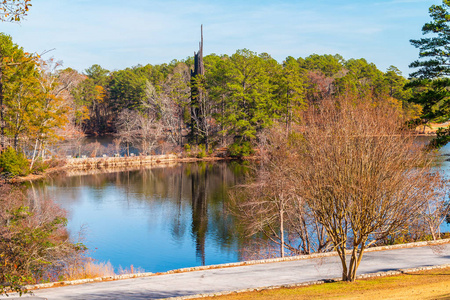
{"left": 0, "top": 0, "right": 31, "bottom": 22}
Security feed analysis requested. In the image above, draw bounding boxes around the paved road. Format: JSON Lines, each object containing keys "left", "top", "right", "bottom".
{"left": 7, "top": 244, "right": 450, "bottom": 300}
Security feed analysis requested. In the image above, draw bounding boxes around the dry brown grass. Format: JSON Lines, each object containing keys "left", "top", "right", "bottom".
{"left": 117, "top": 264, "right": 144, "bottom": 275}
{"left": 63, "top": 261, "right": 115, "bottom": 280}
{"left": 204, "top": 267, "right": 450, "bottom": 300}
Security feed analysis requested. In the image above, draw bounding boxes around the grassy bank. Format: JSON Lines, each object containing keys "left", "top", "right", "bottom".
{"left": 203, "top": 267, "right": 450, "bottom": 300}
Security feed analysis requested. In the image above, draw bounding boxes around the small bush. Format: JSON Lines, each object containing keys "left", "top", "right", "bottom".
{"left": 184, "top": 144, "right": 191, "bottom": 152}
{"left": 228, "top": 141, "right": 254, "bottom": 158}
{"left": 428, "top": 127, "right": 450, "bottom": 149}
{"left": 45, "top": 158, "right": 65, "bottom": 169}
{"left": 0, "top": 147, "right": 30, "bottom": 177}
{"left": 197, "top": 144, "right": 206, "bottom": 158}
{"left": 0, "top": 183, "right": 86, "bottom": 295}
{"left": 31, "top": 158, "right": 49, "bottom": 174}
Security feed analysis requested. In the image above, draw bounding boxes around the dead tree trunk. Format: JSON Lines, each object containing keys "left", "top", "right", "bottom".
{"left": 190, "top": 25, "right": 206, "bottom": 147}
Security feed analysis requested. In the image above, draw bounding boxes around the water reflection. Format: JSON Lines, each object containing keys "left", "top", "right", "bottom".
{"left": 28, "top": 155, "right": 450, "bottom": 272}
{"left": 30, "top": 162, "right": 248, "bottom": 272}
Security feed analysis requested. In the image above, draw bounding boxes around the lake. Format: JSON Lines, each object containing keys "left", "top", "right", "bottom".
{"left": 30, "top": 162, "right": 250, "bottom": 273}
{"left": 29, "top": 142, "right": 450, "bottom": 273}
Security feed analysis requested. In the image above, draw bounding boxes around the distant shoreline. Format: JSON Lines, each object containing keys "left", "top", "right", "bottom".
{"left": 11, "top": 153, "right": 254, "bottom": 183}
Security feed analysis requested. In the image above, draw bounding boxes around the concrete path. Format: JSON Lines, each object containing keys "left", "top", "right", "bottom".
{"left": 7, "top": 244, "right": 450, "bottom": 300}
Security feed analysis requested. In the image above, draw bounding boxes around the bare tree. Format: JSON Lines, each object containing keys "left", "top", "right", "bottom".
{"left": 291, "top": 97, "right": 445, "bottom": 281}
{"left": 115, "top": 109, "right": 139, "bottom": 156}
{"left": 135, "top": 112, "right": 163, "bottom": 156}
{"left": 142, "top": 81, "right": 183, "bottom": 146}
{"left": 234, "top": 96, "right": 447, "bottom": 282}
{"left": 231, "top": 126, "right": 330, "bottom": 257}
{"left": 421, "top": 182, "right": 450, "bottom": 241}
{"left": 163, "top": 63, "right": 190, "bottom": 145}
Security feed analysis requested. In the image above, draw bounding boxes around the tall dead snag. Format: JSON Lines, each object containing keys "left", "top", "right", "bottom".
{"left": 191, "top": 25, "right": 204, "bottom": 78}
{"left": 190, "top": 25, "right": 210, "bottom": 148}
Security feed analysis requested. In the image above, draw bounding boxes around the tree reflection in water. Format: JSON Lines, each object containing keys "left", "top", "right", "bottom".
{"left": 27, "top": 162, "right": 249, "bottom": 272}
{"left": 191, "top": 163, "right": 208, "bottom": 265}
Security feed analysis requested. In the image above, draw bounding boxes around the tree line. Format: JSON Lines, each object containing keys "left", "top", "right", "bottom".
{"left": 3, "top": 0, "right": 449, "bottom": 162}
{"left": 70, "top": 51, "right": 420, "bottom": 152}
{"left": 1, "top": 34, "right": 423, "bottom": 164}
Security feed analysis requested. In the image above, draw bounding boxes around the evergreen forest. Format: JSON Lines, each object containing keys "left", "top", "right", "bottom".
{"left": 0, "top": 34, "right": 424, "bottom": 172}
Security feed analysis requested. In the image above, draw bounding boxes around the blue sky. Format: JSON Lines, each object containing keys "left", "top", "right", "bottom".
{"left": 1, "top": 0, "right": 441, "bottom": 76}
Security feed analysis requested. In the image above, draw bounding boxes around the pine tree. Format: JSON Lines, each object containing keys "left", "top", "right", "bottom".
{"left": 410, "top": 0, "right": 450, "bottom": 79}
{"left": 408, "top": 0, "right": 450, "bottom": 146}
{"left": 222, "top": 49, "right": 275, "bottom": 141}
{"left": 277, "top": 57, "right": 307, "bottom": 135}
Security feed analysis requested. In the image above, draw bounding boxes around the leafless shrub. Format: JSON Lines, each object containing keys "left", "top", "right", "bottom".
{"left": 84, "top": 141, "right": 103, "bottom": 158}
{"left": 103, "top": 138, "right": 122, "bottom": 157}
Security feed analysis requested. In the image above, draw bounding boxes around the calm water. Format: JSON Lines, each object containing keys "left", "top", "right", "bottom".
{"left": 435, "top": 142, "right": 450, "bottom": 233}
{"left": 29, "top": 143, "right": 450, "bottom": 273}
{"left": 30, "top": 162, "right": 249, "bottom": 273}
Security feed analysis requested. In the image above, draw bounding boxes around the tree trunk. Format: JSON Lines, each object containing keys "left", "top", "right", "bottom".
{"left": 190, "top": 25, "right": 205, "bottom": 144}
{"left": 280, "top": 206, "right": 285, "bottom": 258}
{"left": 14, "top": 134, "right": 19, "bottom": 151}
{"left": 0, "top": 51, "right": 4, "bottom": 150}
{"left": 286, "top": 89, "right": 291, "bottom": 137}
{"left": 335, "top": 244, "right": 349, "bottom": 281}
{"left": 29, "top": 138, "right": 39, "bottom": 170}
{"left": 221, "top": 95, "right": 225, "bottom": 146}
